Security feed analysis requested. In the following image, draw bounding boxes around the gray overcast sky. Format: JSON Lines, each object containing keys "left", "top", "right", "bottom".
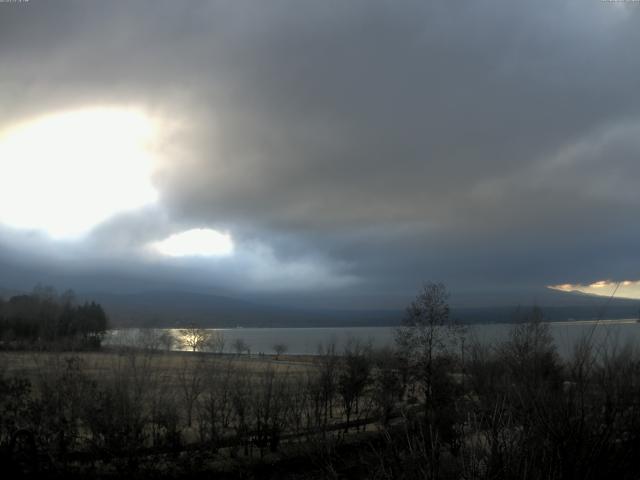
{"left": 1, "top": 0, "right": 639, "bottom": 308}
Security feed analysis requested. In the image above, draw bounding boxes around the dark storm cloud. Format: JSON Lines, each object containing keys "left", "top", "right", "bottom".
{"left": 1, "top": 0, "right": 640, "bottom": 306}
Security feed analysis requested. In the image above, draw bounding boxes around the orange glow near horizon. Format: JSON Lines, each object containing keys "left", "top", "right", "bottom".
{"left": 548, "top": 280, "right": 640, "bottom": 299}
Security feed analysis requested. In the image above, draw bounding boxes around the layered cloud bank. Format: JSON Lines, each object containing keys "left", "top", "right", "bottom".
{"left": 1, "top": 1, "right": 639, "bottom": 307}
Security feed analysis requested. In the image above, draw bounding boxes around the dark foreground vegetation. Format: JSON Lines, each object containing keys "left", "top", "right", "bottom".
{"left": 2, "top": 283, "right": 640, "bottom": 478}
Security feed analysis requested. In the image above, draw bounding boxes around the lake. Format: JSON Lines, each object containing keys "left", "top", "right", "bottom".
{"left": 106, "top": 319, "right": 640, "bottom": 358}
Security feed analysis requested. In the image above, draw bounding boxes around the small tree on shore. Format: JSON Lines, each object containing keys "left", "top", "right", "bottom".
{"left": 159, "top": 330, "right": 175, "bottom": 351}
{"left": 136, "top": 328, "right": 165, "bottom": 351}
{"left": 179, "top": 325, "right": 212, "bottom": 352}
{"left": 233, "top": 338, "right": 250, "bottom": 356}
{"left": 273, "top": 343, "right": 288, "bottom": 359}
{"left": 205, "top": 330, "right": 226, "bottom": 354}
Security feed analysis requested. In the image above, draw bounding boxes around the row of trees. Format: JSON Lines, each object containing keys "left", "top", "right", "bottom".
{"left": 0, "top": 286, "right": 109, "bottom": 349}
{"left": 138, "top": 325, "right": 287, "bottom": 357}
{"left": 7, "top": 313, "right": 637, "bottom": 478}
{"left": 0, "top": 339, "right": 394, "bottom": 473}
{"left": 125, "top": 326, "right": 255, "bottom": 355}
{"left": 2, "top": 282, "right": 640, "bottom": 478}
{"left": 368, "top": 283, "right": 640, "bottom": 479}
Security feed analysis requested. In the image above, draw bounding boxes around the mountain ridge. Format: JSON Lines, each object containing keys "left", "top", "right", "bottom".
{"left": 2, "top": 285, "right": 638, "bottom": 327}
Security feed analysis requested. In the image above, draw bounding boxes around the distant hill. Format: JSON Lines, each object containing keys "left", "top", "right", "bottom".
{"left": 453, "top": 304, "right": 640, "bottom": 324}
{"left": 86, "top": 290, "right": 401, "bottom": 328}
{"left": 85, "top": 288, "right": 640, "bottom": 328}
{"left": 3, "top": 283, "right": 638, "bottom": 328}
{"left": 451, "top": 286, "right": 640, "bottom": 308}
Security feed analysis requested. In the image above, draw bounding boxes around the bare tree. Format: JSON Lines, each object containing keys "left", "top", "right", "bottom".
{"left": 179, "top": 325, "right": 212, "bottom": 352}
{"left": 371, "top": 347, "right": 403, "bottom": 425}
{"left": 81, "top": 349, "right": 157, "bottom": 457}
{"left": 273, "top": 343, "right": 288, "bottom": 359}
{"left": 205, "top": 330, "right": 226, "bottom": 354}
{"left": 233, "top": 338, "right": 250, "bottom": 356}
{"left": 135, "top": 327, "right": 175, "bottom": 352}
{"left": 177, "top": 356, "right": 206, "bottom": 428}
{"left": 338, "top": 339, "right": 372, "bottom": 431}
{"left": 498, "top": 306, "right": 561, "bottom": 395}
{"left": 396, "top": 282, "right": 458, "bottom": 404}
{"left": 158, "top": 330, "right": 175, "bottom": 352}
{"left": 136, "top": 328, "right": 164, "bottom": 352}
{"left": 197, "top": 358, "right": 235, "bottom": 450}
{"left": 316, "top": 341, "right": 339, "bottom": 432}
{"left": 250, "top": 366, "right": 289, "bottom": 456}
{"left": 287, "top": 373, "right": 311, "bottom": 437}
{"left": 229, "top": 366, "right": 253, "bottom": 456}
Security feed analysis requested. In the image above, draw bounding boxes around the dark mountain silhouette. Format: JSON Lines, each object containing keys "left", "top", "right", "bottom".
{"left": 3, "top": 282, "right": 638, "bottom": 328}
{"left": 83, "top": 288, "right": 640, "bottom": 328}
{"left": 84, "top": 290, "right": 399, "bottom": 328}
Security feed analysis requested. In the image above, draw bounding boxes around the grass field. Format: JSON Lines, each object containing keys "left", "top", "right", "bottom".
{"left": 0, "top": 348, "right": 316, "bottom": 380}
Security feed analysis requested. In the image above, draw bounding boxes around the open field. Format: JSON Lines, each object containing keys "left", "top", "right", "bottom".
{"left": 0, "top": 349, "right": 316, "bottom": 380}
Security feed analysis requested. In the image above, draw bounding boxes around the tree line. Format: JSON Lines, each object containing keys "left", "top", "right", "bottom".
{"left": 0, "top": 285, "right": 109, "bottom": 349}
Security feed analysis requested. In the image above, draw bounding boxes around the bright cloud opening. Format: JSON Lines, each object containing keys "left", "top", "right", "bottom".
{"left": 0, "top": 107, "right": 159, "bottom": 239}
{"left": 548, "top": 280, "right": 640, "bottom": 300}
{"left": 152, "top": 228, "right": 234, "bottom": 257}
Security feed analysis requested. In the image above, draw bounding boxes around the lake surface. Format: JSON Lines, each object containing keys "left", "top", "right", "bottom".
{"left": 106, "top": 319, "right": 640, "bottom": 358}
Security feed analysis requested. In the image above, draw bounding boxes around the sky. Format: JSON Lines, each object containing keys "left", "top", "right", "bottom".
{"left": 1, "top": 0, "right": 640, "bottom": 309}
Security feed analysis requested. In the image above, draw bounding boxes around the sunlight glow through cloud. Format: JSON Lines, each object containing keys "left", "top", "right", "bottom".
{"left": 548, "top": 280, "right": 640, "bottom": 300}
{"left": 152, "top": 228, "right": 234, "bottom": 257}
{"left": 0, "top": 107, "right": 159, "bottom": 239}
